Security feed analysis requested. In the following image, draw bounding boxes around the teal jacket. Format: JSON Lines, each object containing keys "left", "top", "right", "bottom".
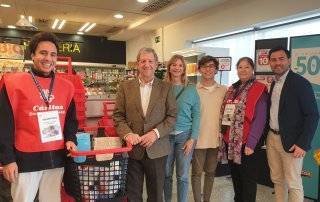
{"left": 173, "top": 84, "right": 200, "bottom": 140}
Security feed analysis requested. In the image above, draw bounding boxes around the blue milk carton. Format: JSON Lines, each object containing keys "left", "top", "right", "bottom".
{"left": 74, "top": 132, "right": 91, "bottom": 163}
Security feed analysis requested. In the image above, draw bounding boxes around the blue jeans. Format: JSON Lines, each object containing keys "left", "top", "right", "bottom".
{"left": 164, "top": 131, "right": 194, "bottom": 202}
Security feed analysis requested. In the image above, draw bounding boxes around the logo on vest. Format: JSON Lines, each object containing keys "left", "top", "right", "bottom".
{"left": 40, "top": 89, "right": 55, "bottom": 103}
{"left": 30, "top": 89, "right": 64, "bottom": 114}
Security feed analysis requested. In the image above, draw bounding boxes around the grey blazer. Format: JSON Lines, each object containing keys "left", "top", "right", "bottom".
{"left": 113, "top": 78, "right": 177, "bottom": 160}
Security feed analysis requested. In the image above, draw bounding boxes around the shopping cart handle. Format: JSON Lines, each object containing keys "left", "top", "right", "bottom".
{"left": 70, "top": 143, "right": 132, "bottom": 157}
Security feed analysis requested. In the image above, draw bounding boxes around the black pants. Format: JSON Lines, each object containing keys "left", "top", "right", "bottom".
{"left": 126, "top": 154, "right": 167, "bottom": 202}
{"left": 228, "top": 146, "right": 259, "bottom": 202}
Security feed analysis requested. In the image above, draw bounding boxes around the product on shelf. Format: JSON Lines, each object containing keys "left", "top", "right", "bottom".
{"left": 73, "top": 65, "right": 125, "bottom": 98}
{"left": 186, "top": 63, "right": 197, "bottom": 75}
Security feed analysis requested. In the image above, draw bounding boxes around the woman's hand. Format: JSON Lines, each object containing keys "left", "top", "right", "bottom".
{"left": 244, "top": 146, "right": 254, "bottom": 156}
{"left": 182, "top": 139, "right": 195, "bottom": 156}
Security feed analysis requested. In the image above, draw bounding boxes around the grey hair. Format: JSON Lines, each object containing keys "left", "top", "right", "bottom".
{"left": 136, "top": 47, "right": 159, "bottom": 62}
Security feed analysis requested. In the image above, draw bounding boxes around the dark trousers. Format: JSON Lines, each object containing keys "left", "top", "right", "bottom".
{"left": 127, "top": 155, "right": 167, "bottom": 202}
{"left": 228, "top": 147, "right": 259, "bottom": 202}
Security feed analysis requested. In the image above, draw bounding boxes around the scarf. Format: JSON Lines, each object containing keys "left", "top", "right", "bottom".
{"left": 218, "top": 79, "right": 254, "bottom": 164}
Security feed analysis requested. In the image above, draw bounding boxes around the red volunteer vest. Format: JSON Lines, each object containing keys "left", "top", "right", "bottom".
{"left": 4, "top": 73, "right": 74, "bottom": 152}
{"left": 224, "top": 81, "right": 267, "bottom": 144}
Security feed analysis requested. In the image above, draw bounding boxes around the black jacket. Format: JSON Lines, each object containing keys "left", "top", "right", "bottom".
{"left": 268, "top": 70, "right": 319, "bottom": 152}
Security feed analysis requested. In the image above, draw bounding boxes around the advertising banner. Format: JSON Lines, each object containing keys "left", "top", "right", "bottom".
{"left": 0, "top": 43, "right": 24, "bottom": 60}
{"left": 290, "top": 34, "right": 320, "bottom": 200}
{"left": 255, "top": 38, "right": 288, "bottom": 74}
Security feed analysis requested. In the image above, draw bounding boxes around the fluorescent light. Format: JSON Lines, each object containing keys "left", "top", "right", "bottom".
{"left": 79, "top": 22, "right": 90, "bottom": 32}
{"left": 77, "top": 31, "right": 84, "bottom": 35}
{"left": 84, "top": 23, "right": 96, "bottom": 32}
{"left": 114, "top": 14, "right": 124, "bottom": 19}
{"left": 58, "top": 19, "right": 66, "bottom": 30}
{"left": 193, "top": 27, "right": 253, "bottom": 43}
{"left": 7, "top": 25, "right": 16, "bottom": 29}
{"left": 257, "top": 12, "right": 320, "bottom": 29}
{"left": 52, "top": 19, "right": 59, "bottom": 29}
{"left": 0, "top": 4, "right": 11, "bottom": 8}
{"left": 137, "top": 0, "right": 148, "bottom": 2}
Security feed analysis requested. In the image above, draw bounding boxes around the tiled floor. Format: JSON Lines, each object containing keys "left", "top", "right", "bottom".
{"left": 142, "top": 175, "right": 316, "bottom": 202}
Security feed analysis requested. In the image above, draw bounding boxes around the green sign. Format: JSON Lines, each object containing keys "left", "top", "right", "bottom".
{"left": 291, "top": 34, "right": 320, "bottom": 200}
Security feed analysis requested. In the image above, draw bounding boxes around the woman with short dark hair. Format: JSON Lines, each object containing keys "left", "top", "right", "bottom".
{"left": 219, "top": 57, "right": 268, "bottom": 202}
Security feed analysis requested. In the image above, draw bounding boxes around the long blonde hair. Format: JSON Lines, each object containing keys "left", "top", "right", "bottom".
{"left": 164, "top": 54, "right": 188, "bottom": 86}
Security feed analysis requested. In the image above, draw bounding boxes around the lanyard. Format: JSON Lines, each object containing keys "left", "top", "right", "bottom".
{"left": 30, "top": 70, "right": 55, "bottom": 107}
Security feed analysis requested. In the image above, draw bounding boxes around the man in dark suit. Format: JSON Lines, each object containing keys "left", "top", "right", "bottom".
{"left": 113, "top": 47, "right": 176, "bottom": 202}
{"left": 266, "top": 46, "right": 319, "bottom": 202}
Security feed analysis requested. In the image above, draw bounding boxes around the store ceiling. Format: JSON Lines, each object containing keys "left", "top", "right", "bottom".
{"left": 0, "top": 0, "right": 226, "bottom": 41}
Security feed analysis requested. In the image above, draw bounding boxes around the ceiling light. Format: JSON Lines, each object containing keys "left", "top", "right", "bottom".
{"left": 58, "top": 19, "right": 66, "bottom": 30}
{"left": 193, "top": 27, "right": 254, "bottom": 43}
{"left": 77, "top": 31, "right": 84, "bottom": 35}
{"left": 79, "top": 22, "right": 90, "bottom": 32}
{"left": 0, "top": 4, "right": 11, "bottom": 8}
{"left": 114, "top": 14, "right": 124, "bottom": 19}
{"left": 7, "top": 25, "right": 16, "bottom": 29}
{"left": 137, "top": 0, "right": 148, "bottom": 3}
{"left": 21, "top": 15, "right": 33, "bottom": 23}
{"left": 16, "top": 17, "right": 37, "bottom": 30}
{"left": 84, "top": 23, "right": 96, "bottom": 32}
{"left": 52, "top": 19, "right": 59, "bottom": 29}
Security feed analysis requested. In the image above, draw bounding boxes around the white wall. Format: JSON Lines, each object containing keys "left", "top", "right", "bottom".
{"left": 126, "top": 0, "right": 320, "bottom": 63}
{"left": 126, "top": 29, "right": 164, "bottom": 63}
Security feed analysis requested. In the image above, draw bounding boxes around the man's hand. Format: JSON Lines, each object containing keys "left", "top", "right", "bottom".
{"left": 289, "top": 144, "right": 306, "bottom": 158}
{"left": 182, "top": 139, "right": 195, "bottom": 156}
{"left": 66, "top": 141, "right": 77, "bottom": 151}
{"left": 125, "top": 133, "right": 141, "bottom": 145}
{"left": 66, "top": 141, "right": 77, "bottom": 157}
{"left": 3, "top": 162, "right": 18, "bottom": 183}
{"left": 140, "top": 131, "right": 158, "bottom": 148}
{"left": 244, "top": 146, "right": 254, "bottom": 156}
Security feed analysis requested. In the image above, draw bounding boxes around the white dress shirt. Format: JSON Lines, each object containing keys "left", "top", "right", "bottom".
{"left": 138, "top": 78, "right": 160, "bottom": 138}
{"left": 269, "top": 70, "right": 290, "bottom": 130}
{"left": 139, "top": 78, "right": 153, "bottom": 116}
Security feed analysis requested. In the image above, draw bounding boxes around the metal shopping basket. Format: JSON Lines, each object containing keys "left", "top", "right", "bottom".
{"left": 66, "top": 142, "right": 132, "bottom": 202}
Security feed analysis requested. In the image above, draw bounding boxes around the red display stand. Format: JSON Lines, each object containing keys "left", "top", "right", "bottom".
{"left": 55, "top": 56, "right": 87, "bottom": 128}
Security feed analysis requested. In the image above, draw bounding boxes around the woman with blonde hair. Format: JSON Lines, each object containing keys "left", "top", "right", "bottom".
{"left": 163, "top": 54, "right": 200, "bottom": 202}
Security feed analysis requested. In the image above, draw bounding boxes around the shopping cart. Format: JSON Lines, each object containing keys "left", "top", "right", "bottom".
{"left": 65, "top": 139, "right": 132, "bottom": 202}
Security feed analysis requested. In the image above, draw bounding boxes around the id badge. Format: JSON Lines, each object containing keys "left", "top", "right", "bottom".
{"left": 222, "top": 103, "right": 236, "bottom": 126}
{"left": 37, "top": 110, "right": 63, "bottom": 143}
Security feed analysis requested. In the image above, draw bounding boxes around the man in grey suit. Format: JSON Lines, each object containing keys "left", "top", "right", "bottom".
{"left": 113, "top": 47, "right": 177, "bottom": 202}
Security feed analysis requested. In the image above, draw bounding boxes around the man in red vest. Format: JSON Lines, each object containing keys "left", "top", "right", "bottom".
{"left": 0, "top": 32, "right": 78, "bottom": 202}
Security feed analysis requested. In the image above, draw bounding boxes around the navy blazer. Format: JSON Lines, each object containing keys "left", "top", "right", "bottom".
{"left": 268, "top": 70, "right": 319, "bottom": 152}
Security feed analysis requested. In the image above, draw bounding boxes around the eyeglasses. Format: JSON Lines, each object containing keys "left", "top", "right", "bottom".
{"left": 201, "top": 64, "right": 216, "bottom": 69}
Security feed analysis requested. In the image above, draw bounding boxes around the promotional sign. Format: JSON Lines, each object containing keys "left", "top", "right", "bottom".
{"left": 217, "top": 57, "right": 232, "bottom": 71}
{"left": 290, "top": 34, "right": 320, "bottom": 200}
{"left": 255, "top": 38, "right": 288, "bottom": 74}
{"left": 0, "top": 43, "right": 24, "bottom": 60}
{"left": 0, "top": 29, "right": 126, "bottom": 64}
{"left": 256, "top": 49, "right": 271, "bottom": 73}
